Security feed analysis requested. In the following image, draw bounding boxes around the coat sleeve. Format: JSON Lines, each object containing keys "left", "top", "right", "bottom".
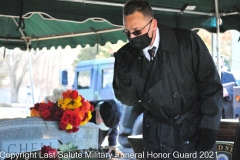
{"left": 108, "top": 126, "right": 118, "bottom": 146}
{"left": 191, "top": 31, "right": 223, "bottom": 130}
{"left": 112, "top": 50, "right": 139, "bottom": 106}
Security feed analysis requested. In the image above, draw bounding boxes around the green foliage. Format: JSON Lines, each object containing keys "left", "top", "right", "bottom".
{"left": 58, "top": 142, "right": 78, "bottom": 152}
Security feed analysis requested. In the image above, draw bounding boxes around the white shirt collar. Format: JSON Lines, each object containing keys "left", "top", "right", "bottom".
{"left": 143, "top": 27, "right": 160, "bottom": 61}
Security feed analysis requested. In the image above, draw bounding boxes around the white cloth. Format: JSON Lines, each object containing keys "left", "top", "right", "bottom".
{"left": 143, "top": 27, "right": 160, "bottom": 61}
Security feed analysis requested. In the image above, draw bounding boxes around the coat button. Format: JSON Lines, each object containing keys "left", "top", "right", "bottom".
{"left": 160, "top": 142, "right": 166, "bottom": 148}
{"left": 173, "top": 92, "right": 178, "bottom": 97}
{"left": 147, "top": 99, "right": 153, "bottom": 103}
{"left": 185, "top": 141, "right": 190, "bottom": 145}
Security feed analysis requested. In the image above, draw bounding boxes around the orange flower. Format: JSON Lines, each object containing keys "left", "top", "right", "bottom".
{"left": 81, "top": 101, "right": 91, "bottom": 112}
{"left": 78, "top": 108, "right": 85, "bottom": 120}
{"left": 80, "top": 111, "right": 92, "bottom": 126}
{"left": 30, "top": 108, "right": 41, "bottom": 117}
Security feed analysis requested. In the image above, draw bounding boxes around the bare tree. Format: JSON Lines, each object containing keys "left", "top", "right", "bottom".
{"left": 1, "top": 48, "right": 43, "bottom": 103}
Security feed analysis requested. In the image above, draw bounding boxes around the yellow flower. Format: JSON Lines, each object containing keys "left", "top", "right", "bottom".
{"left": 73, "top": 96, "right": 81, "bottom": 102}
{"left": 66, "top": 123, "right": 73, "bottom": 130}
{"left": 63, "top": 98, "right": 71, "bottom": 105}
{"left": 61, "top": 104, "right": 67, "bottom": 110}
{"left": 58, "top": 98, "right": 63, "bottom": 107}
{"left": 73, "top": 101, "right": 81, "bottom": 108}
{"left": 80, "top": 111, "right": 92, "bottom": 126}
{"left": 66, "top": 104, "right": 74, "bottom": 110}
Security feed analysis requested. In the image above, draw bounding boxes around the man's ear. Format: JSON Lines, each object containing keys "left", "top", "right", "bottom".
{"left": 152, "top": 19, "right": 158, "bottom": 30}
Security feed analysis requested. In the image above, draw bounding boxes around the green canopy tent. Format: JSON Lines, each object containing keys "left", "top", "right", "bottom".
{"left": 1, "top": 0, "right": 240, "bottom": 52}
{"left": 0, "top": 13, "right": 127, "bottom": 50}
{"left": 1, "top": 0, "right": 240, "bottom": 49}
{"left": 1, "top": 0, "right": 240, "bottom": 33}
{"left": 1, "top": 0, "right": 240, "bottom": 70}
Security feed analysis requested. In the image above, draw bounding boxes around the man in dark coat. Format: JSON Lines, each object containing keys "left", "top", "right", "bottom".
{"left": 113, "top": 0, "right": 223, "bottom": 159}
{"left": 89, "top": 100, "right": 122, "bottom": 154}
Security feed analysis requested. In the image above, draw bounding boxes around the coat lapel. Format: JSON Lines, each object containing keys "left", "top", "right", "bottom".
{"left": 140, "top": 55, "right": 153, "bottom": 79}
{"left": 144, "top": 50, "right": 171, "bottom": 92}
{"left": 144, "top": 24, "right": 178, "bottom": 92}
{"left": 134, "top": 24, "right": 179, "bottom": 93}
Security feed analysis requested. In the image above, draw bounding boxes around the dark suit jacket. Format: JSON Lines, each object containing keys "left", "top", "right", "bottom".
{"left": 221, "top": 71, "right": 237, "bottom": 118}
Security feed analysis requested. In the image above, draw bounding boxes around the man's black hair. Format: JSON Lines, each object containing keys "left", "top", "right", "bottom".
{"left": 123, "top": 0, "right": 154, "bottom": 18}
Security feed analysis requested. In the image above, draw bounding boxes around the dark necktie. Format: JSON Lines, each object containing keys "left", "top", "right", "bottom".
{"left": 148, "top": 46, "right": 156, "bottom": 62}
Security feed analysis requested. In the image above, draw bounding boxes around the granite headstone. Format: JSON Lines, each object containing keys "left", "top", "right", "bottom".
{"left": 0, "top": 117, "right": 98, "bottom": 156}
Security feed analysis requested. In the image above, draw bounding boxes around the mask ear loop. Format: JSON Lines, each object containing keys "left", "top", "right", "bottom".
{"left": 146, "top": 19, "right": 154, "bottom": 39}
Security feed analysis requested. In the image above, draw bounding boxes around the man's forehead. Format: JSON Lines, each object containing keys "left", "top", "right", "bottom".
{"left": 123, "top": 13, "right": 147, "bottom": 29}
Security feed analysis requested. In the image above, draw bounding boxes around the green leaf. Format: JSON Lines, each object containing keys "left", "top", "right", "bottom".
{"left": 58, "top": 139, "right": 63, "bottom": 145}
{"left": 68, "top": 142, "right": 73, "bottom": 149}
{"left": 58, "top": 144, "right": 69, "bottom": 152}
{"left": 57, "top": 142, "right": 79, "bottom": 152}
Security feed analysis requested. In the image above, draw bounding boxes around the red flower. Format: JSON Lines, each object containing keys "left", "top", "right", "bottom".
{"left": 59, "top": 122, "right": 67, "bottom": 130}
{"left": 33, "top": 103, "right": 40, "bottom": 110}
{"left": 70, "top": 90, "right": 79, "bottom": 99}
{"left": 53, "top": 108, "right": 64, "bottom": 121}
{"left": 39, "top": 103, "right": 50, "bottom": 112}
{"left": 69, "top": 113, "right": 81, "bottom": 126}
{"left": 90, "top": 104, "right": 94, "bottom": 112}
{"left": 72, "top": 127, "right": 79, "bottom": 132}
{"left": 62, "top": 90, "right": 71, "bottom": 99}
{"left": 41, "top": 145, "right": 58, "bottom": 160}
{"left": 80, "top": 95, "right": 85, "bottom": 102}
{"left": 42, "top": 110, "right": 51, "bottom": 120}
{"left": 60, "top": 114, "right": 70, "bottom": 125}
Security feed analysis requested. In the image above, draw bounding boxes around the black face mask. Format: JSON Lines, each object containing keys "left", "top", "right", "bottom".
{"left": 127, "top": 19, "right": 153, "bottom": 50}
{"left": 128, "top": 32, "right": 153, "bottom": 50}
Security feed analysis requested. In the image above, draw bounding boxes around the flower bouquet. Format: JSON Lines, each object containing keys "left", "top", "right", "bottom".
{"left": 30, "top": 89, "right": 94, "bottom": 133}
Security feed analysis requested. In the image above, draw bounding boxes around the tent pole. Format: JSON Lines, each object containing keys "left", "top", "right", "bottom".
{"left": 214, "top": 0, "right": 221, "bottom": 77}
{"left": 89, "top": 27, "right": 99, "bottom": 54}
{"left": 27, "top": 43, "right": 35, "bottom": 105}
{"left": 12, "top": 17, "right": 35, "bottom": 105}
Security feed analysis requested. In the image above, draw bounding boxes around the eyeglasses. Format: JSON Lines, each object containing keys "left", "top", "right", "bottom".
{"left": 122, "top": 19, "right": 153, "bottom": 37}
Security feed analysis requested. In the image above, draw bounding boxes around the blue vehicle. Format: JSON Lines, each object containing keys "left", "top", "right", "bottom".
{"left": 72, "top": 58, "right": 143, "bottom": 147}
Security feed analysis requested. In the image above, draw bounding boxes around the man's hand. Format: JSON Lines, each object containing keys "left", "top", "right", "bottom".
{"left": 197, "top": 128, "right": 217, "bottom": 151}
{"left": 114, "top": 45, "right": 139, "bottom": 73}
{"left": 223, "top": 88, "right": 229, "bottom": 97}
{"left": 114, "top": 46, "right": 139, "bottom": 85}
{"left": 108, "top": 146, "right": 124, "bottom": 158}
